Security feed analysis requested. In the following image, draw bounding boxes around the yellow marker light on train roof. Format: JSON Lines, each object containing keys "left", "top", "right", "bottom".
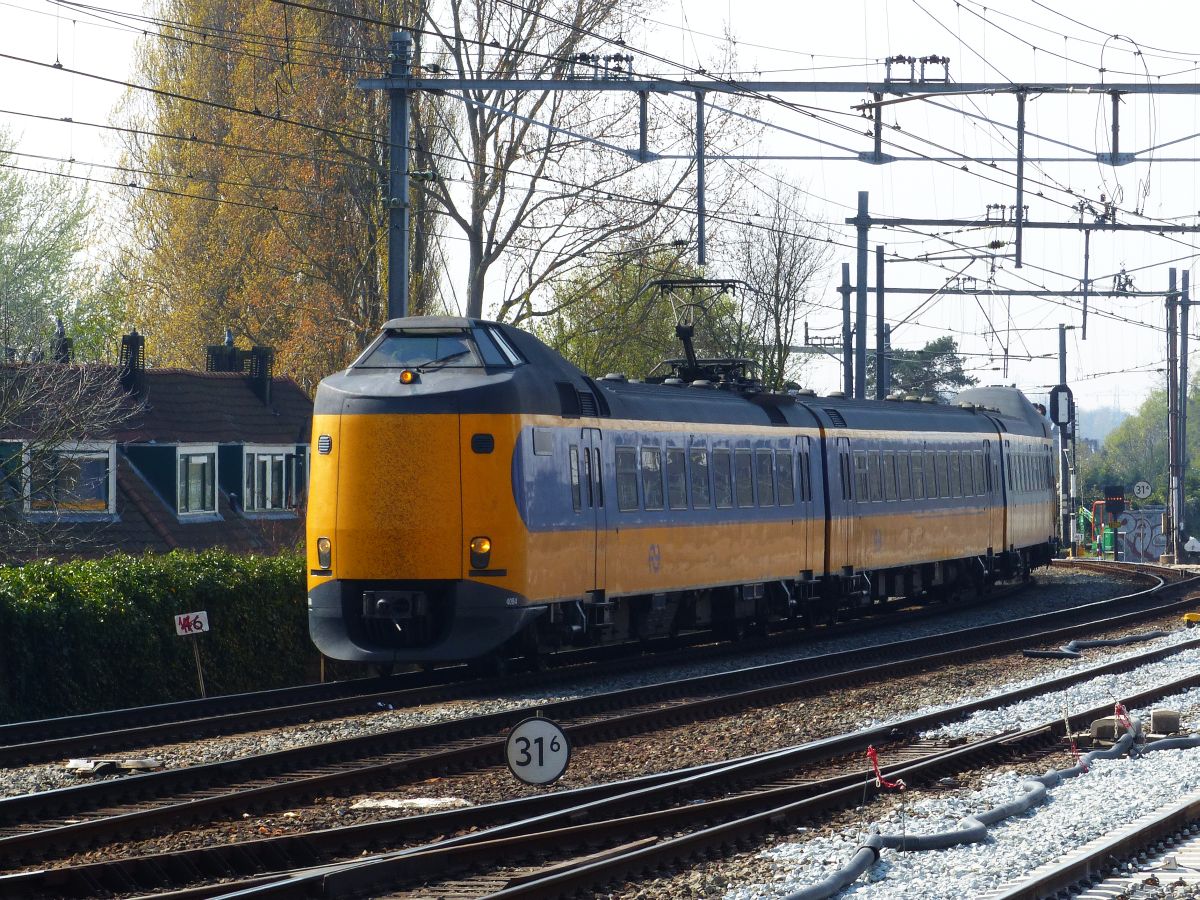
{"left": 399, "top": 369, "right": 418, "bottom": 384}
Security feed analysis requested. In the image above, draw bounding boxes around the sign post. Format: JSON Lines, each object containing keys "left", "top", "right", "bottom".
{"left": 504, "top": 716, "right": 570, "bottom": 785}
{"left": 174, "top": 611, "right": 210, "bottom": 698}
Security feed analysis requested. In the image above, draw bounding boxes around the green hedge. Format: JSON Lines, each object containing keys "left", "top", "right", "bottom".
{"left": 0, "top": 551, "right": 315, "bottom": 723}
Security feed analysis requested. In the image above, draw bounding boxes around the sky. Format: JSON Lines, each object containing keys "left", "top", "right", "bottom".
{"left": 4, "top": 1, "right": 1200, "bottom": 414}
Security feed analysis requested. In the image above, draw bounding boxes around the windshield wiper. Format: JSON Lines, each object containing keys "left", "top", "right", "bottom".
{"left": 417, "top": 349, "right": 472, "bottom": 372}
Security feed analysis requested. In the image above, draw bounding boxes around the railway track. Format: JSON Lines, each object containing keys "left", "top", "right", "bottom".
{"left": 0, "top": 574, "right": 1047, "bottom": 768}
{"left": 0, "top": 565, "right": 1194, "bottom": 863}
{"left": 6, "top": 630, "right": 1200, "bottom": 898}
{"left": 985, "top": 788, "right": 1200, "bottom": 899}
{"left": 0, "top": 560, "right": 1180, "bottom": 774}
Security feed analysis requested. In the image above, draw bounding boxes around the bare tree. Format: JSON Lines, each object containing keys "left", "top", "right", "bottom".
{"left": 0, "top": 363, "right": 140, "bottom": 563}
{"left": 725, "top": 179, "right": 832, "bottom": 391}
{"left": 415, "top": 0, "right": 757, "bottom": 321}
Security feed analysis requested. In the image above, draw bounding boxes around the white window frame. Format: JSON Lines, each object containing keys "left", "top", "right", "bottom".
{"left": 176, "top": 443, "right": 219, "bottom": 516}
{"left": 24, "top": 441, "right": 117, "bottom": 517}
{"left": 243, "top": 444, "right": 305, "bottom": 514}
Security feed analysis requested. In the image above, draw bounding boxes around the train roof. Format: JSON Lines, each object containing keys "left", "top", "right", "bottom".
{"left": 319, "top": 318, "right": 1050, "bottom": 438}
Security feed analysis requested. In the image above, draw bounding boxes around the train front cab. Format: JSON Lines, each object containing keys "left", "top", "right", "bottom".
{"left": 306, "top": 319, "right": 548, "bottom": 664}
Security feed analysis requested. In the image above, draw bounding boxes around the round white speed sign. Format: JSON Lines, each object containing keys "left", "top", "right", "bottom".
{"left": 1133, "top": 480, "right": 1152, "bottom": 500}
{"left": 504, "top": 716, "right": 570, "bottom": 785}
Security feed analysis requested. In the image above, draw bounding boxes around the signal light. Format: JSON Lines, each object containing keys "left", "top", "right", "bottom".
{"left": 470, "top": 536, "right": 492, "bottom": 569}
{"left": 317, "top": 537, "right": 332, "bottom": 569}
{"left": 399, "top": 369, "right": 418, "bottom": 384}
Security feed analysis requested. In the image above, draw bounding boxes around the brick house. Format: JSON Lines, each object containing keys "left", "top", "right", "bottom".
{"left": 0, "top": 331, "right": 312, "bottom": 559}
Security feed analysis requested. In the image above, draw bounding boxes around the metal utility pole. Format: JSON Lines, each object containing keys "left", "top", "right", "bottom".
{"left": 1181, "top": 270, "right": 1191, "bottom": 550}
{"left": 386, "top": 30, "right": 412, "bottom": 320}
{"left": 875, "top": 244, "right": 886, "bottom": 400}
{"left": 839, "top": 263, "right": 853, "bottom": 395}
{"left": 1058, "top": 324, "right": 1071, "bottom": 546}
{"left": 855, "top": 192, "right": 869, "bottom": 399}
{"left": 883, "top": 324, "right": 892, "bottom": 395}
{"left": 1014, "top": 91, "right": 1026, "bottom": 268}
{"left": 1168, "top": 268, "right": 1180, "bottom": 561}
{"left": 695, "top": 92, "right": 707, "bottom": 265}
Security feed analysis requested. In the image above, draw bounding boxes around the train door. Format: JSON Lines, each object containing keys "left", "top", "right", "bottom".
{"left": 1000, "top": 439, "right": 1012, "bottom": 550}
{"left": 796, "top": 435, "right": 813, "bottom": 572}
{"left": 828, "top": 436, "right": 853, "bottom": 574}
{"left": 582, "top": 427, "right": 606, "bottom": 591}
{"left": 983, "top": 439, "right": 999, "bottom": 554}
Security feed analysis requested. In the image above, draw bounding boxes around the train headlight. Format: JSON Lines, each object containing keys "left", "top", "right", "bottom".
{"left": 317, "top": 536, "right": 332, "bottom": 569}
{"left": 399, "top": 369, "right": 419, "bottom": 384}
{"left": 470, "top": 536, "right": 492, "bottom": 569}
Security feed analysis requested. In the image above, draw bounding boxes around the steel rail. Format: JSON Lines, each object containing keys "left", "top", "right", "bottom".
{"left": 0, "top": 567, "right": 1190, "bottom": 865}
{"left": 986, "top": 790, "right": 1200, "bottom": 899}
{"left": 182, "top": 662, "right": 1200, "bottom": 899}
{"left": 9, "top": 633, "right": 1200, "bottom": 896}
{"left": 0, "top": 571, "right": 1192, "bottom": 864}
{"left": 0, "top": 576, "right": 1043, "bottom": 765}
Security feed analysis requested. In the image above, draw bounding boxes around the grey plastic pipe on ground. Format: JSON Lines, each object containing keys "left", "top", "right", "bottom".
{"left": 1022, "top": 630, "right": 1170, "bottom": 659}
{"left": 781, "top": 729, "right": 1145, "bottom": 900}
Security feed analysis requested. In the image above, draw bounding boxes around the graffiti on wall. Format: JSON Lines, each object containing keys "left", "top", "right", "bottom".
{"left": 1116, "top": 507, "right": 1167, "bottom": 562}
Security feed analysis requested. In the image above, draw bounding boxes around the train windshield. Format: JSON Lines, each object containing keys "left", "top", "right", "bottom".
{"left": 355, "top": 327, "right": 519, "bottom": 369}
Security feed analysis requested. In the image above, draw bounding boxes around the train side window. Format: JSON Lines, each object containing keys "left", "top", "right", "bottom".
{"left": 533, "top": 428, "right": 553, "bottom": 456}
{"left": 666, "top": 448, "right": 688, "bottom": 510}
{"left": 690, "top": 446, "right": 711, "bottom": 508}
{"left": 713, "top": 449, "right": 734, "bottom": 508}
{"left": 882, "top": 453, "right": 897, "bottom": 501}
{"left": 616, "top": 447, "right": 639, "bottom": 511}
{"left": 641, "top": 447, "right": 664, "bottom": 510}
{"left": 960, "top": 451, "right": 974, "bottom": 496}
{"left": 569, "top": 445, "right": 582, "bottom": 511}
{"left": 937, "top": 452, "right": 951, "bottom": 498}
{"left": 910, "top": 452, "right": 925, "bottom": 499}
{"left": 840, "top": 451, "right": 853, "bottom": 501}
{"left": 734, "top": 449, "right": 755, "bottom": 507}
{"left": 973, "top": 451, "right": 986, "bottom": 495}
{"left": 756, "top": 450, "right": 776, "bottom": 506}
{"left": 853, "top": 451, "right": 869, "bottom": 501}
{"left": 777, "top": 451, "right": 795, "bottom": 505}
{"left": 924, "top": 450, "right": 938, "bottom": 498}
{"left": 868, "top": 451, "right": 883, "bottom": 502}
{"left": 950, "top": 451, "right": 964, "bottom": 497}
{"left": 983, "top": 442, "right": 993, "bottom": 491}
{"left": 800, "top": 439, "right": 813, "bottom": 501}
{"left": 593, "top": 448, "right": 603, "bottom": 507}
{"left": 897, "top": 452, "right": 912, "bottom": 500}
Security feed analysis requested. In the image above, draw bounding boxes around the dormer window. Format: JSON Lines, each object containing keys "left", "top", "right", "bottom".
{"left": 27, "top": 443, "right": 116, "bottom": 515}
{"left": 177, "top": 445, "right": 217, "bottom": 515}
{"left": 244, "top": 445, "right": 305, "bottom": 512}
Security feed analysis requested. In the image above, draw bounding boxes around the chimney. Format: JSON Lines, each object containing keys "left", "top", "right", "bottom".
{"left": 119, "top": 328, "right": 145, "bottom": 392}
{"left": 205, "top": 327, "right": 245, "bottom": 373}
{"left": 248, "top": 345, "right": 274, "bottom": 406}
{"left": 52, "top": 317, "right": 73, "bottom": 364}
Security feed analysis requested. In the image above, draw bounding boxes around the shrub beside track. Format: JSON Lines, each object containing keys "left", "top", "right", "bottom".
{"left": 0, "top": 550, "right": 310, "bottom": 721}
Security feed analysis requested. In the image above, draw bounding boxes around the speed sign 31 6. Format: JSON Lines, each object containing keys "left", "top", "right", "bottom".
{"left": 504, "top": 716, "right": 571, "bottom": 785}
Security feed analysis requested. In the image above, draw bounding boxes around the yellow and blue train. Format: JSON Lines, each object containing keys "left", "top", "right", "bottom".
{"left": 307, "top": 316, "right": 1057, "bottom": 665}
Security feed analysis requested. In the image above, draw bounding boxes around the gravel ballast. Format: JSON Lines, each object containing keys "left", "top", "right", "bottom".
{"left": 725, "top": 745, "right": 1200, "bottom": 900}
